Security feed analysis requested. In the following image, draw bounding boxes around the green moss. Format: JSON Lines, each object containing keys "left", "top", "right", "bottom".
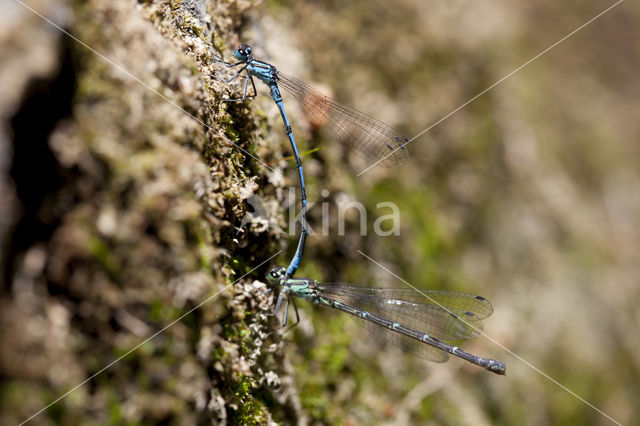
{"left": 107, "top": 392, "right": 122, "bottom": 425}
{"left": 301, "top": 394, "right": 330, "bottom": 422}
{"left": 226, "top": 374, "right": 269, "bottom": 424}
{"left": 0, "top": 381, "right": 25, "bottom": 413}
{"left": 88, "top": 234, "right": 120, "bottom": 277}
{"left": 196, "top": 233, "right": 213, "bottom": 269}
{"left": 211, "top": 346, "right": 227, "bottom": 362}
{"left": 224, "top": 122, "right": 240, "bottom": 143}
{"left": 170, "top": 0, "right": 182, "bottom": 12}
{"left": 211, "top": 36, "right": 226, "bottom": 56}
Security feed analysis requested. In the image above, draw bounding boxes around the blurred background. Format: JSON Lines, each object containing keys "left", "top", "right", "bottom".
{"left": 1, "top": 0, "right": 639, "bottom": 424}
{"left": 250, "top": 0, "right": 640, "bottom": 424}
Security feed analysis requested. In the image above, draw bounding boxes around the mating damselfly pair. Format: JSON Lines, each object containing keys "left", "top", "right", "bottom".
{"left": 212, "top": 44, "right": 505, "bottom": 374}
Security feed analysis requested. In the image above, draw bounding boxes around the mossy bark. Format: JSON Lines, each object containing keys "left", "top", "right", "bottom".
{"left": 1, "top": 0, "right": 299, "bottom": 424}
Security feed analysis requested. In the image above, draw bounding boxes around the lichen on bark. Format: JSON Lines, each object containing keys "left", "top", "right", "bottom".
{"left": 1, "top": 0, "right": 301, "bottom": 424}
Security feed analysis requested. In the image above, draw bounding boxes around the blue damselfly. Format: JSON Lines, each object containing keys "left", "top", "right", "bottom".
{"left": 266, "top": 265, "right": 506, "bottom": 375}
{"left": 212, "top": 45, "right": 409, "bottom": 278}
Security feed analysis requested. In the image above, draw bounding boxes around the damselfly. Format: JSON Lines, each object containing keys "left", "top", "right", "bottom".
{"left": 266, "top": 265, "right": 506, "bottom": 375}
{"left": 211, "top": 45, "right": 409, "bottom": 278}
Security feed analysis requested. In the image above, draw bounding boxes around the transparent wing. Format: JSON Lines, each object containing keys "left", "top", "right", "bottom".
{"left": 317, "top": 286, "right": 494, "bottom": 320}
{"left": 277, "top": 72, "right": 409, "bottom": 168}
{"left": 357, "top": 315, "right": 450, "bottom": 362}
{"left": 316, "top": 284, "right": 492, "bottom": 361}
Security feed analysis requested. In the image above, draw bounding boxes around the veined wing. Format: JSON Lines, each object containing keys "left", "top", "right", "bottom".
{"left": 317, "top": 286, "right": 493, "bottom": 319}
{"left": 317, "top": 285, "right": 491, "bottom": 341}
{"left": 315, "top": 284, "right": 492, "bottom": 361}
{"left": 277, "top": 72, "right": 409, "bottom": 168}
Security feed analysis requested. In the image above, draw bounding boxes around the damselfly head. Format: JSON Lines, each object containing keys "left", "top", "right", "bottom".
{"left": 266, "top": 266, "right": 286, "bottom": 284}
{"left": 233, "top": 44, "right": 252, "bottom": 61}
